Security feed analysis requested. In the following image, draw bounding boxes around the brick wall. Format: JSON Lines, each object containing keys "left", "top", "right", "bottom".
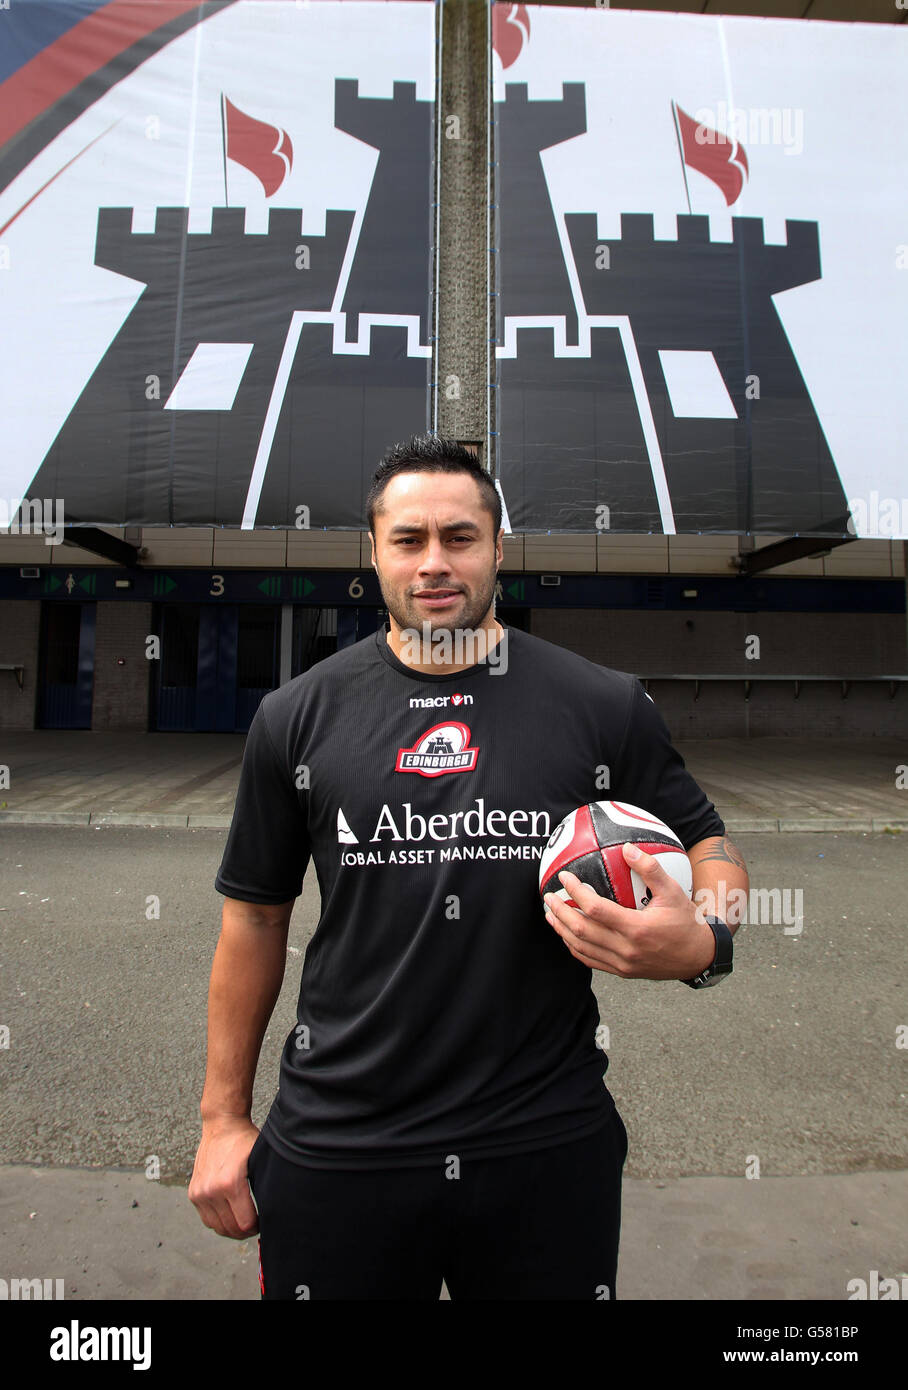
{"left": 636, "top": 679, "right": 906, "bottom": 739}
{"left": 0, "top": 601, "right": 40, "bottom": 731}
{"left": 91, "top": 602, "right": 152, "bottom": 731}
{"left": 530, "top": 608, "right": 905, "bottom": 674}
{"left": 3, "top": 597, "right": 905, "bottom": 735}
{"left": 530, "top": 609, "right": 908, "bottom": 737}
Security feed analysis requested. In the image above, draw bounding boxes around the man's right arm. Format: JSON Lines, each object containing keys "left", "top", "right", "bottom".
{"left": 188, "top": 895, "right": 294, "bottom": 1240}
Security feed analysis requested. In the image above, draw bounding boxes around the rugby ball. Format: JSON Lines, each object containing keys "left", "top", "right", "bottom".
{"left": 539, "top": 800, "right": 692, "bottom": 911}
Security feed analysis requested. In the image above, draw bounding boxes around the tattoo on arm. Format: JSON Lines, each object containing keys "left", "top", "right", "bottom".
{"left": 690, "top": 836, "right": 746, "bottom": 871}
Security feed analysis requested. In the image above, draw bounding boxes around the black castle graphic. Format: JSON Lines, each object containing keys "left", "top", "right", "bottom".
{"left": 495, "top": 83, "right": 849, "bottom": 535}
{"left": 29, "top": 78, "right": 849, "bottom": 534}
{"left": 29, "top": 81, "right": 433, "bottom": 527}
{"left": 423, "top": 735, "right": 455, "bottom": 756}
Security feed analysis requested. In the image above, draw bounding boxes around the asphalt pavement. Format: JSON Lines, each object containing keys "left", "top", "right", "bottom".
{"left": 1, "top": 823, "right": 906, "bottom": 1301}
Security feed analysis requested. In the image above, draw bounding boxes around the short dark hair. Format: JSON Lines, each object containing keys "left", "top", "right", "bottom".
{"left": 366, "top": 433, "right": 502, "bottom": 539}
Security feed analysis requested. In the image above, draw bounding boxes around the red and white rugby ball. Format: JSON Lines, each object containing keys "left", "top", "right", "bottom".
{"left": 538, "top": 800, "right": 692, "bottom": 911}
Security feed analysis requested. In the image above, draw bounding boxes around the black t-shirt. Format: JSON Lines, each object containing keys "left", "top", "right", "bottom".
{"left": 215, "top": 621, "right": 725, "bottom": 1169}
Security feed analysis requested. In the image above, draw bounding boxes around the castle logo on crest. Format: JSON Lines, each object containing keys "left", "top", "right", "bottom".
{"left": 395, "top": 722, "right": 479, "bottom": 777}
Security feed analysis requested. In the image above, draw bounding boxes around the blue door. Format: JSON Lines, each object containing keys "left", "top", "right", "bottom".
{"left": 337, "top": 607, "right": 384, "bottom": 649}
{"left": 155, "top": 604, "right": 200, "bottom": 730}
{"left": 232, "top": 605, "right": 280, "bottom": 731}
{"left": 154, "top": 604, "right": 280, "bottom": 732}
{"left": 37, "top": 602, "right": 96, "bottom": 728}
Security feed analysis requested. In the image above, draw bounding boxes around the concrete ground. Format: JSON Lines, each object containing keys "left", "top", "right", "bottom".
{"left": 0, "top": 730, "right": 906, "bottom": 831}
{"left": 3, "top": 1163, "right": 904, "bottom": 1301}
{"left": 0, "top": 733, "right": 906, "bottom": 1301}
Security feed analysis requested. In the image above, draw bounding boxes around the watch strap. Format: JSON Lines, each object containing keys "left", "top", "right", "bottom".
{"left": 683, "top": 915, "right": 733, "bottom": 989}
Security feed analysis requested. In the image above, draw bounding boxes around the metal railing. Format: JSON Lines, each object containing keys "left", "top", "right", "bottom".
{"left": 0, "top": 663, "right": 24, "bottom": 690}
{"left": 637, "top": 675, "right": 907, "bottom": 702}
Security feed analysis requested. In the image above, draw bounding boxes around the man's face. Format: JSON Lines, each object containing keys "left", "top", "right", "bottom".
{"left": 369, "top": 469, "right": 503, "bottom": 634}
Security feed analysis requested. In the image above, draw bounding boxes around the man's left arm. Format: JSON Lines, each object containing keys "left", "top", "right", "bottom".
{"left": 543, "top": 832, "right": 749, "bottom": 982}
{"left": 688, "top": 833, "right": 749, "bottom": 933}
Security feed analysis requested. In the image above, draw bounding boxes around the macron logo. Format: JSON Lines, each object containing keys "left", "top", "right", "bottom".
{"left": 409, "top": 692, "right": 472, "bottom": 709}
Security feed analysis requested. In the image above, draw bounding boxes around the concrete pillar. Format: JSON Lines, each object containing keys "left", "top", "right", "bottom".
{"left": 92, "top": 602, "right": 152, "bottom": 730}
{"left": 0, "top": 600, "right": 40, "bottom": 731}
{"left": 435, "top": 0, "right": 490, "bottom": 461}
{"left": 280, "top": 603, "right": 293, "bottom": 685}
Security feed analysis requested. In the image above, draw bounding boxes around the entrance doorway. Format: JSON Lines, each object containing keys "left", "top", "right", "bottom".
{"left": 36, "top": 601, "right": 96, "bottom": 729}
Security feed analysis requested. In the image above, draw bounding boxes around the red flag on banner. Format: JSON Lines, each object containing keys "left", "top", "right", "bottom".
{"left": 221, "top": 95, "right": 293, "bottom": 198}
{"left": 672, "top": 102, "right": 748, "bottom": 207}
{"left": 492, "top": 4, "right": 531, "bottom": 70}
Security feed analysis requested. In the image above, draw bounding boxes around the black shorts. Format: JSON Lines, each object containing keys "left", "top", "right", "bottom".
{"left": 246, "top": 1107, "right": 628, "bottom": 1300}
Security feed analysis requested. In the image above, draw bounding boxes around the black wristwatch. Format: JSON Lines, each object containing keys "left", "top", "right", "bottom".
{"left": 682, "top": 915, "right": 734, "bottom": 988}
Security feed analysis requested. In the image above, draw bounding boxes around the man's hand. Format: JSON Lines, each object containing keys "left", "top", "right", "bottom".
{"left": 188, "top": 1116, "right": 261, "bottom": 1240}
{"left": 542, "top": 842, "right": 716, "bottom": 981}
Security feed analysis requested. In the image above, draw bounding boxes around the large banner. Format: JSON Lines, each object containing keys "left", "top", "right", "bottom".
{"left": 0, "top": 0, "right": 435, "bottom": 527}
{"left": 493, "top": 5, "right": 908, "bottom": 537}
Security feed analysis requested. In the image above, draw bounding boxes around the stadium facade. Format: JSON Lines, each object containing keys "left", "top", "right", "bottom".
{"left": 0, "top": 0, "right": 905, "bottom": 738}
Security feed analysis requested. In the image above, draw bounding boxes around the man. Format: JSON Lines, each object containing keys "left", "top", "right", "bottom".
{"left": 189, "top": 433, "right": 748, "bottom": 1300}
